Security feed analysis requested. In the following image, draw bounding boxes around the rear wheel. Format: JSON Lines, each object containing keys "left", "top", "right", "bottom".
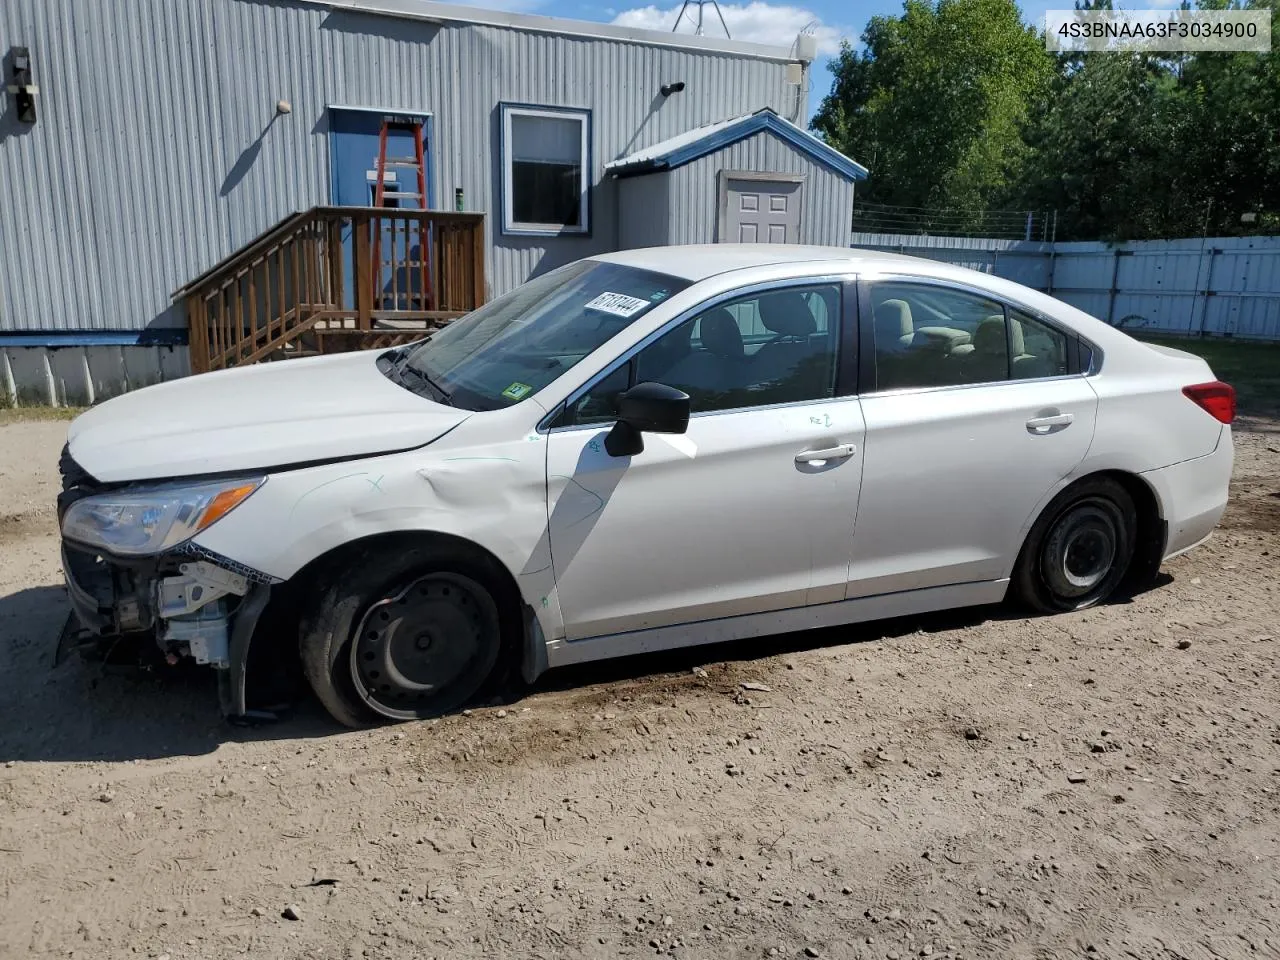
{"left": 299, "top": 546, "right": 508, "bottom": 727}
{"left": 1012, "top": 478, "right": 1136, "bottom": 614}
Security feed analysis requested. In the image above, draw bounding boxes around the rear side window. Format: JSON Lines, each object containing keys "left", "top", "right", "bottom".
{"left": 869, "top": 282, "right": 1005, "bottom": 390}
{"left": 1009, "top": 309, "right": 1070, "bottom": 380}
{"left": 868, "top": 282, "right": 1080, "bottom": 390}
{"left": 1078, "top": 339, "right": 1096, "bottom": 373}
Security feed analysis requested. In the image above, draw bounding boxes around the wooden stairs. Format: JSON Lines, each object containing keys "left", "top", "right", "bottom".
{"left": 174, "top": 206, "right": 486, "bottom": 374}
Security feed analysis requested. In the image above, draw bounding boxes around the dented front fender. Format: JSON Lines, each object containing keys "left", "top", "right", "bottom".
{"left": 189, "top": 405, "right": 567, "bottom": 644}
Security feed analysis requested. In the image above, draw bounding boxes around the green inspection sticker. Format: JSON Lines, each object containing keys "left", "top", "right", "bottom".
{"left": 501, "top": 382, "right": 533, "bottom": 401}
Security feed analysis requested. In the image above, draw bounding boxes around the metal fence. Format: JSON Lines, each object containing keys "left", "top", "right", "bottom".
{"left": 851, "top": 232, "right": 1280, "bottom": 340}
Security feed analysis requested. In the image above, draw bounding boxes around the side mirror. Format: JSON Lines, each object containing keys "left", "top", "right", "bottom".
{"left": 604, "top": 382, "right": 690, "bottom": 457}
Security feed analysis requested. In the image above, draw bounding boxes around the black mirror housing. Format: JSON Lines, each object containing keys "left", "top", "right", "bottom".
{"left": 604, "top": 382, "right": 690, "bottom": 456}
{"left": 617, "top": 381, "right": 690, "bottom": 434}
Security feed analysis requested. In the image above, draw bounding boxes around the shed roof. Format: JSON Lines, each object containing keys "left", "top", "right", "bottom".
{"left": 604, "top": 108, "right": 868, "bottom": 182}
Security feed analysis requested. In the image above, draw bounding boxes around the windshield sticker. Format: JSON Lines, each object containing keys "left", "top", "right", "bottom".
{"left": 585, "top": 292, "right": 651, "bottom": 317}
{"left": 501, "top": 382, "right": 533, "bottom": 401}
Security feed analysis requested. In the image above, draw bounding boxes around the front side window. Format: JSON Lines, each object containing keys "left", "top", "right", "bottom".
{"left": 501, "top": 105, "right": 590, "bottom": 235}
{"left": 563, "top": 283, "right": 841, "bottom": 425}
{"left": 394, "top": 261, "right": 688, "bottom": 411}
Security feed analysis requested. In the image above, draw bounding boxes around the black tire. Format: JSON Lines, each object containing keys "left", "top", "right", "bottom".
{"left": 1012, "top": 477, "right": 1136, "bottom": 614}
{"left": 298, "top": 545, "right": 511, "bottom": 727}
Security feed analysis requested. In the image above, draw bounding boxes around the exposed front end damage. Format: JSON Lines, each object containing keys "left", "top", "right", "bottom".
{"left": 56, "top": 446, "right": 276, "bottom": 721}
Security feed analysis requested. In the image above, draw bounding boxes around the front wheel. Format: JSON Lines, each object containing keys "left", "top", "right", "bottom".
{"left": 1012, "top": 478, "right": 1136, "bottom": 614}
{"left": 299, "top": 547, "right": 506, "bottom": 727}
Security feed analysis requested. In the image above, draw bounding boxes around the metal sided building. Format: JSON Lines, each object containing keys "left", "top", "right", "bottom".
{"left": 0, "top": 0, "right": 866, "bottom": 405}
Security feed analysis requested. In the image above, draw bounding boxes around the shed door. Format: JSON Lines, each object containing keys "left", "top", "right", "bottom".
{"left": 722, "top": 176, "right": 802, "bottom": 244}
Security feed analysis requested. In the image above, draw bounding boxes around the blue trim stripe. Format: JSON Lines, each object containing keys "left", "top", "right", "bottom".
{"left": 0, "top": 329, "right": 189, "bottom": 348}
{"left": 612, "top": 110, "right": 868, "bottom": 182}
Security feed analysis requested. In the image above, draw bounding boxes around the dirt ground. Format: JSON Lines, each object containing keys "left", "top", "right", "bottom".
{"left": 1, "top": 416, "right": 1278, "bottom": 960}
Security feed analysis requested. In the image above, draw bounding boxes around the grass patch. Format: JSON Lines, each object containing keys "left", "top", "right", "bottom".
{"left": 1138, "top": 336, "right": 1280, "bottom": 418}
{"left": 0, "top": 406, "right": 85, "bottom": 426}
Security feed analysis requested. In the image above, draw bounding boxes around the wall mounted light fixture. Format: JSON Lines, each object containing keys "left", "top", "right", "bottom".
{"left": 660, "top": 81, "right": 686, "bottom": 97}
{"left": 7, "top": 47, "right": 38, "bottom": 123}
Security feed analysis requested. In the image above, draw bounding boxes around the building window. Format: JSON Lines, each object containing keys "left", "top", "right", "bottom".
{"left": 501, "top": 104, "right": 590, "bottom": 236}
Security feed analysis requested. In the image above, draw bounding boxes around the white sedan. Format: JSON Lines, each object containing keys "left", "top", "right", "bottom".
{"left": 57, "top": 246, "right": 1235, "bottom": 726}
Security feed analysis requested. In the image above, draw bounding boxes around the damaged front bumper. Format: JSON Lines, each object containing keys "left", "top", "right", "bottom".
{"left": 56, "top": 443, "right": 278, "bottom": 720}
{"left": 57, "top": 540, "right": 273, "bottom": 720}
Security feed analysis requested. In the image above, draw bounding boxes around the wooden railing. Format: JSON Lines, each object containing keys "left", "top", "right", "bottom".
{"left": 175, "top": 207, "right": 486, "bottom": 373}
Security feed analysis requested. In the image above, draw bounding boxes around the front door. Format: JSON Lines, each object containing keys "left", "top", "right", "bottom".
{"left": 847, "top": 279, "right": 1099, "bottom": 598}
{"left": 328, "top": 108, "right": 433, "bottom": 310}
{"left": 546, "top": 280, "right": 864, "bottom": 640}
{"left": 721, "top": 175, "right": 802, "bottom": 243}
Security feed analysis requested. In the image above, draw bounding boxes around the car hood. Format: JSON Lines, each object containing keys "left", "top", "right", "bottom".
{"left": 67, "top": 351, "right": 470, "bottom": 483}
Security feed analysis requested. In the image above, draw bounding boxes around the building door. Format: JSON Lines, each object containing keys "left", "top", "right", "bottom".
{"left": 328, "top": 108, "right": 433, "bottom": 310}
{"left": 720, "top": 174, "right": 802, "bottom": 243}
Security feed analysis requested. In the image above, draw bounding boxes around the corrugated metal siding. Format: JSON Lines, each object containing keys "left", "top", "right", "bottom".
{"left": 1, "top": 345, "right": 190, "bottom": 406}
{"left": 659, "top": 130, "right": 854, "bottom": 247}
{"left": 0, "top": 0, "right": 797, "bottom": 333}
{"left": 617, "top": 177, "right": 672, "bottom": 249}
{"left": 848, "top": 232, "right": 1280, "bottom": 340}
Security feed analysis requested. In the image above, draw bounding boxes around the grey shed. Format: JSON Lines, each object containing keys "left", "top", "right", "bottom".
{"left": 609, "top": 108, "right": 868, "bottom": 250}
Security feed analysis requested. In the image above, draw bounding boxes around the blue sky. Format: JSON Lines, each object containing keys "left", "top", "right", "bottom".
{"left": 463, "top": 0, "right": 1073, "bottom": 120}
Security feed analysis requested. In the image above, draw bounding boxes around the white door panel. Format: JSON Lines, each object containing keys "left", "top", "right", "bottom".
{"left": 547, "top": 400, "right": 865, "bottom": 640}
{"left": 848, "top": 378, "right": 1099, "bottom": 597}
{"left": 724, "top": 178, "right": 801, "bottom": 244}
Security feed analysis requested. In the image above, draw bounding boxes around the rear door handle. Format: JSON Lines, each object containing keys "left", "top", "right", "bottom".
{"left": 1026, "top": 413, "right": 1074, "bottom": 434}
{"left": 795, "top": 443, "right": 857, "bottom": 463}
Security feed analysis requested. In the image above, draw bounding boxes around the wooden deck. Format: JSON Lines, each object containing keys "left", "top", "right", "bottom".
{"left": 175, "top": 207, "right": 486, "bottom": 373}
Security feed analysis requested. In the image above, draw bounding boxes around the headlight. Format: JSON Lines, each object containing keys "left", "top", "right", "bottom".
{"left": 61, "top": 477, "right": 265, "bottom": 557}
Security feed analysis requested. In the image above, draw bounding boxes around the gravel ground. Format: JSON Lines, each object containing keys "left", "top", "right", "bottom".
{"left": 0, "top": 416, "right": 1277, "bottom": 960}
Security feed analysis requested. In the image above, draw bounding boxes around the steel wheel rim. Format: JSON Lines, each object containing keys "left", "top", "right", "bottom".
{"left": 1043, "top": 500, "right": 1120, "bottom": 599}
{"left": 349, "top": 572, "right": 499, "bottom": 720}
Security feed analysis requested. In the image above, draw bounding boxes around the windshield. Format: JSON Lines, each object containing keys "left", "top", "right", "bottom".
{"left": 395, "top": 261, "right": 690, "bottom": 411}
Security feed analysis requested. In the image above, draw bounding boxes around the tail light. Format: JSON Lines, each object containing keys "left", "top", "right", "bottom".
{"left": 1182, "top": 381, "right": 1236, "bottom": 424}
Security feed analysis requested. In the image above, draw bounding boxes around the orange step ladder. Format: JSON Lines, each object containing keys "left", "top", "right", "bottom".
{"left": 370, "top": 117, "right": 433, "bottom": 311}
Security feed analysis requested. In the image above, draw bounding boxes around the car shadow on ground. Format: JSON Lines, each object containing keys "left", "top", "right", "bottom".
{"left": 531, "top": 604, "right": 1004, "bottom": 697}
{"left": 0, "top": 585, "right": 337, "bottom": 764}
{"left": 527, "top": 571, "right": 1175, "bottom": 697}
{"left": 0, "top": 574, "right": 1176, "bottom": 763}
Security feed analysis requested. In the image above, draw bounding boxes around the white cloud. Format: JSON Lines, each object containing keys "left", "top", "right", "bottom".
{"left": 611, "top": 2, "right": 848, "bottom": 56}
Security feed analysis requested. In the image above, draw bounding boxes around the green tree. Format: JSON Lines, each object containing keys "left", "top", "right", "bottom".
{"left": 818, "top": 0, "right": 1279, "bottom": 241}
{"left": 1170, "top": 2, "right": 1280, "bottom": 235}
{"left": 1014, "top": 0, "right": 1279, "bottom": 239}
{"left": 1013, "top": 52, "right": 1182, "bottom": 239}
{"left": 811, "top": 0, "right": 1055, "bottom": 219}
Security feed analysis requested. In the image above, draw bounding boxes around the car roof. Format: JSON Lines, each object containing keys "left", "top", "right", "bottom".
{"left": 590, "top": 244, "right": 1149, "bottom": 360}
{"left": 589, "top": 244, "right": 941, "bottom": 282}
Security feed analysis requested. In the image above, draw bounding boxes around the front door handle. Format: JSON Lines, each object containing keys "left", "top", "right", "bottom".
{"left": 1026, "top": 413, "right": 1074, "bottom": 434}
{"left": 795, "top": 443, "right": 857, "bottom": 464}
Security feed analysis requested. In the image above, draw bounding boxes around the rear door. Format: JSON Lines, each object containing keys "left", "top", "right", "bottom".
{"left": 847, "top": 277, "right": 1099, "bottom": 598}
